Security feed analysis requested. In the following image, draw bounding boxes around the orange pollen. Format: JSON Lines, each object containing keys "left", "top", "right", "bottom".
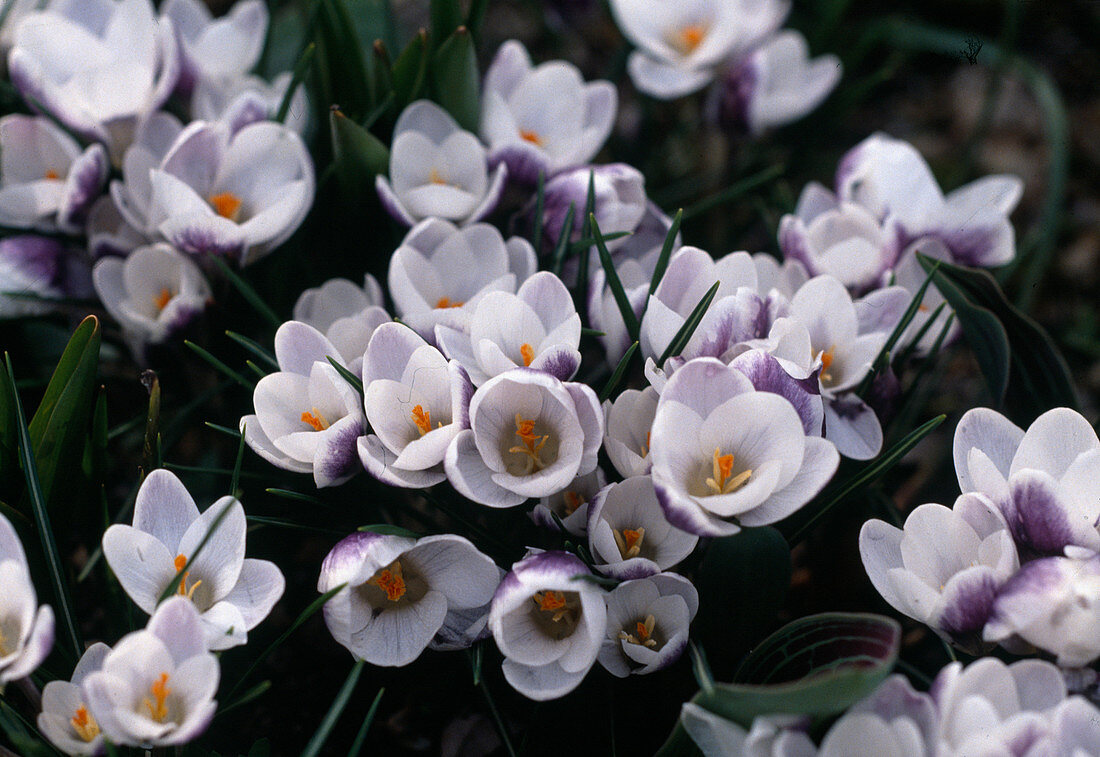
{"left": 519, "top": 129, "right": 544, "bottom": 146}
{"left": 428, "top": 168, "right": 447, "bottom": 185}
{"left": 520, "top": 343, "right": 535, "bottom": 367}
{"left": 819, "top": 346, "right": 837, "bottom": 384}
{"left": 918, "top": 304, "right": 930, "bottom": 313}
{"left": 538, "top": 591, "right": 567, "bottom": 612}
{"left": 673, "top": 24, "right": 707, "bottom": 53}
{"left": 45, "top": 169, "right": 60, "bottom": 180}
{"left": 706, "top": 447, "right": 752, "bottom": 495}
{"left": 301, "top": 408, "right": 330, "bottom": 431}
{"left": 71, "top": 705, "right": 99, "bottom": 742}
{"left": 143, "top": 673, "right": 171, "bottom": 723}
{"left": 563, "top": 490, "right": 584, "bottom": 515}
{"left": 641, "top": 430, "right": 651, "bottom": 458}
{"left": 623, "top": 529, "right": 643, "bottom": 551}
{"left": 435, "top": 296, "right": 464, "bottom": 309}
{"left": 635, "top": 621, "right": 650, "bottom": 641}
{"left": 509, "top": 413, "right": 549, "bottom": 471}
{"left": 172, "top": 554, "right": 202, "bottom": 600}
{"left": 820, "top": 351, "right": 834, "bottom": 371}
{"left": 209, "top": 192, "right": 243, "bottom": 221}
{"left": 411, "top": 405, "right": 433, "bottom": 436}
{"left": 368, "top": 561, "right": 407, "bottom": 601}
{"left": 153, "top": 287, "right": 173, "bottom": 311}
{"left": 614, "top": 526, "right": 645, "bottom": 559}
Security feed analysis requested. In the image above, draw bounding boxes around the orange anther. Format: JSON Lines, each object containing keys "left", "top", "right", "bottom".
{"left": 209, "top": 192, "right": 243, "bottom": 221}
{"left": 45, "top": 169, "right": 60, "bottom": 180}
{"left": 435, "top": 296, "right": 464, "bottom": 309}
{"left": 301, "top": 409, "right": 330, "bottom": 431}
{"left": 153, "top": 287, "right": 173, "bottom": 311}
{"left": 520, "top": 343, "right": 535, "bottom": 366}
{"left": 143, "top": 672, "right": 171, "bottom": 722}
{"left": 411, "top": 405, "right": 432, "bottom": 436}
{"left": 519, "top": 130, "right": 544, "bottom": 146}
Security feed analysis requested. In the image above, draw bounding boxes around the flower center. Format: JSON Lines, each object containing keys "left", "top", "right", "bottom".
{"left": 153, "top": 287, "right": 173, "bottom": 312}
{"left": 434, "top": 296, "right": 464, "bottom": 309}
{"left": 367, "top": 560, "right": 407, "bottom": 602}
{"left": 705, "top": 447, "right": 752, "bottom": 495}
{"left": 70, "top": 705, "right": 100, "bottom": 742}
{"left": 0, "top": 626, "right": 8, "bottom": 657}
{"left": 533, "top": 591, "right": 573, "bottom": 622}
{"left": 509, "top": 413, "right": 549, "bottom": 473}
{"left": 172, "top": 554, "right": 202, "bottom": 600}
{"left": 411, "top": 404, "right": 434, "bottom": 436}
{"left": 520, "top": 343, "right": 535, "bottom": 367}
{"left": 619, "top": 614, "right": 658, "bottom": 648}
{"left": 668, "top": 24, "right": 707, "bottom": 54}
{"left": 301, "top": 408, "right": 330, "bottom": 431}
{"left": 818, "top": 346, "right": 837, "bottom": 386}
{"left": 45, "top": 169, "right": 60, "bottom": 180}
{"left": 519, "top": 129, "right": 544, "bottom": 146}
{"left": 563, "top": 490, "right": 585, "bottom": 515}
{"left": 613, "top": 527, "right": 645, "bottom": 560}
{"left": 428, "top": 168, "right": 448, "bottom": 185}
{"left": 209, "top": 192, "right": 243, "bottom": 221}
{"left": 640, "top": 430, "right": 651, "bottom": 458}
{"left": 143, "top": 672, "right": 172, "bottom": 723}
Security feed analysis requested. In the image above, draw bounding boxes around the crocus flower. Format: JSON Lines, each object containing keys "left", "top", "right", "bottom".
{"left": 609, "top": 0, "right": 789, "bottom": 99}
{"left": 241, "top": 321, "right": 366, "bottom": 487}
{"left": 587, "top": 476, "right": 698, "bottom": 580}
{"left": 83, "top": 598, "right": 218, "bottom": 747}
{"left": 376, "top": 100, "right": 507, "bottom": 227}
{"left": 649, "top": 357, "right": 838, "bottom": 536}
{"left": 318, "top": 531, "right": 501, "bottom": 667}
{"left": 108, "top": 111, "right": 185, "bottom": 247}
{"left": 436, "top": 271, "right": 582, "bottom": 386}
{"left": 37, "top": 643, "right": 111, "bottom": 756}
{"left": 358, "top": 322, "right": 473, "bottom": 488}
{"left": 602, "top": 386, "right": 658, "bottom": 479}
{"left": 191, "top": 71, "right": 308, "bottom": 136}
{"left": 537, "top": 163, "right": 647, "bottom": 253}
{"left": 292, "top": 274, "right": 389, "bottom": 376}
{"left": 489, "top": 551, "right": 607, "bottom": 700}
{"left": 445, "top": 369, "right": 603, "bottom": 508}
{"left": 680, "top": 708, "right": 816, "bottom": 757}
{"left": 1, "top": 235, "right": 92, "bottom": 318}
{"left": 102, "top": 469, "right": 285, "bottom": 650}
{"left": 0, "top": 114, "right": 108, "bottom": 233}
{"left": 0, "top": 512, "right": 54, "bottom": 687}
{"left": 531, "top": 468, "right": 607, "bottom": 537}
{"left": 161, "top": 0, "right": 267, "bottom": 93}
{"left": 387, "top": 218, "right": 537, "bottom": 342}
{"left": 859, "top": 493, "right": 1019, "bottom": 649}
{"left": 598, "top": 572, "right": 698, "bottom": 677}
{"left": 952, "top": 406, "right": 1100, "bottom": 556}
{"left": 91, "top": 243, "right": 211, "bottom": 349}
{"left": 146, "top": 119, "right": 314, "bottom": 263}
{"left": 86, "top": 196, "right": 149, "bottom": 258}
{"left": 480, "top": 40, "right": 616, "bottom": 184}
{"left": 8, "top": 0, "right": 180, "bottom": 163}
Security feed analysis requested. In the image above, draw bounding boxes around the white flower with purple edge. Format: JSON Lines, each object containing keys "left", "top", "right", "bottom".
{"left": 489, "top": 550, "right": 607, "bottom": 701}
{"left": 292, "top": 274, "right": 389, "bottom": 376}
{"left": 602, "top": 386, "right": 658, "bottom": 479}
{"left": 37, "top": 643, "right": 111, "bottom": 756}
{"left": 318, "top": 530, "right": 500, "bottom": 667}
{"left": 161, "top": 0, "right": 267, "bottom": 92}
{"left": 191, "top": 71, "right": 309, "bottom": 136}
{"left": 0, "top": 512, "right": 54, "bottom": 688}
{"left": 1, "top": 235, "right": 92, "bottom": 318}
{"left": 108, "top": 111, "right": 185, "bottom": 246}
{"left": 537, "top": 163, "right": 646, "bottom": 253}
{"left": 598, "top": 572, "right": 698, "bottom": 677}
{"left": 531, "top": 468, "right": 607, "bottom": 537}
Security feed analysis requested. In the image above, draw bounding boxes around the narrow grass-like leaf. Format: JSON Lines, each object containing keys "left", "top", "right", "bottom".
{"left": 478, "top": 677, "right": 517, "bottom": 757}
{"left": 893, "top": 301, "right": 947, "bottom": 368}
{"left": 468, "top": 645, "right": 483, "bottom": 687}
{"left": 246, "top": 360, "right": 266, "bottom": 379}
{"left": 158, "top": 497, "right": 237, "bottom": 602}
{"left": 230, "top": 423, "right": 247, "bottom": 495}
{"left": 358, "top": 523, "right": 421, "bottom": 538}
{"left": 185, "top": 341, "right": 254, "bottom": 390}
{"left": 206, "top": 421, "right": 242, "bottom": 438}
{"left": 681, "top": 164, "right": 785, "bottom": 221}
{"left": 265, "top": 487, "right": 326, "bottom": 506}
{"left": 213, "top": 258, "right": 281, "bottom": 327}
{"left": 648, "top": 209, "right": 683, "bottom": 297}
{"left": 591, "top": 214, "right": 640, "bottom": 342}
{"left": 328, "top": 356, "right": 364, "bottom": 393}
{"left": 657, "top": 281, "right": 721, "bottom": 367}
{"left": 569, "top": 231, "right": 630, "bottom": 253}
{"left": 348, "top": 688, "right": 385, "bottom": 757}
{"left": 140, "top": 370, "right": 161, "bottom": 475}
{"left": 247, "top": 515, "right": 344, "bottom": 535}
{"left": 107, "top": 414, "right": 144, "bottom": 441}
{"left": 599, "top": 342, "right": 639, "bottom": 402}
{"left": 302, "top": 660, "right": 366, "bottom": 757}
{"left": 689, "top": 642, "right": 715, "bottom": 695}
{"left": 276, "top": 42, "right": 316, "bottom": 123}
{"left": 217, "top": 680, "right": 273, "bottom": 719}
{"left": 580, "top": 328, "right": 606, "bottom": 337}
{"left": 226, "top": 331, "right": 278, "bottom": 370}
{"left": 549, "top": 203, "right": 576, "bottom": 276}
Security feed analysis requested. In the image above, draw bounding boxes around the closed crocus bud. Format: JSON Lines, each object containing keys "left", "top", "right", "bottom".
{"left": 859, "top": 494, "right": 1019, "bottom": 650}
{"left": 318, "top": 531, "right": 500, "bottom": 667}
{"left": 531, "top": 468, "right": 607, "bottom": 537}
{"left": 598, "top": 572, "right": 698, "bottom": 677}
{"left": 9, "top": 0, "right": 180, "bottom": 163}
{"left": 538, "top": 163, "right": 646, "bottom": 253}
{"left": 292, "top": 275, "right": 389, "bottom": 376}
{"left": 0, "top": 513, "right": 54, "bottom": 687}
{"left": 37, "top": 643, "right": 111, "bottom": 756}
{"left": 83, "top": 598, "right": 218, "bottom": 748}
{"left": 480, "top": 40, "right": 616, "bottom": 184}
{"left": 376, "top": 100, "right": 507, "bottom": 227}
{"left": 1, "top": 235, "right": 91, "bottom": 318}
{"left": 489, "top": 551, "right": 607, "bottom": 700}
{"left": 161, "top": 0, "right": 267, "bottom": 94}
{"left": 191, "top": 72, "right": 309, "bottom": 136}
{"left": 603, "top": 386, "right": 658, "bottom": 479}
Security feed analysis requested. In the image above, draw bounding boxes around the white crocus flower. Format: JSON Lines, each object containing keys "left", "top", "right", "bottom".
{"left": 92, "top": 243, "right": 211, "bottom": 349}
{"left": 650, "top": 357, "right": 838, "bottom": 536}
{"left": 489, "top": 551, "right": 607, "bottom": 701}
{"left": 83, "top": 598, "right": 218, "bottom": 748}
{"left": 0, "top": 512, "right": 54, "bottom": 688}
{"left": 388, "top": 217, "right": 537, "bottom": 342}
{"left": 161, "top": 0, "right": 267, "bottom": 92}
{"left": 531, "top": 468, "right": 607, "bottom": 537}
{"left": 599, "top": 573, "right": 698, "bottom": 677}
{"left": 8, "top": 0, "right": 179, "bottom": 163}
{"left": 681, "top": 707, "right": 817, "bottom": 757}
{"left": 445, "top": 369, "right": 603, "bottom": 508}
{"left": 953, "top": 406, "right": 1100, "bottom": 556}
{"left": 318, "top": 531, "right": 501, "bottom": 666}
{"left": 0, "top": 115, "right": 108, "bottom": 233}
{"left": 1, "top": 235, "right": 92, "bottom": 318}
{"left": 376, "top": 100, "right": 507, "bottom": 227}
{"left": 588, "top": 476, "right": 698, "bottom": 580}
{"left": 102, "top": 469, "right": 284, "bottom": 650}
{"left": 146, "top": 119, "right": 314, "bottom": 264}
{"left": 610, "top": 0, "right": 789, "bottom": 99}
{"left": 358, "top": 322, "right": 473, "bottom": 488}
{"left": 436, "top": 271, "right": 582, "bottom": 386}
{"left": 603, "top": 386, "right": 659, "bottom": 479}
{"left": 37, "top": 643, "right": 111, "bottom": 756}
{"left": 192, "top": 71, "right": 309, "bottom": 136}
{"left": 292, "top": 274, "right": 389, "bottom": 376}
{"left": 859, "top": 493, "right": 1019, "bottom": 649}
{"left": 537, "top": 163, "right": 647, "bottom": 253}
{"left": 107, "top": 111, "right": 184, "bottom": 246}
{"left": 480, "top": 40, "right": 616, "bottom": 184}
{"left": 241, "top": 321, "right": 366, "bottom": 487}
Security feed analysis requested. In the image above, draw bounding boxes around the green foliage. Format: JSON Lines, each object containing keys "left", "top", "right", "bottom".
{"left": 430, "top": 26, "right": 480, "bottom": 133}
{"left": 330, "top": 107, "right": 391, "bottom": 198}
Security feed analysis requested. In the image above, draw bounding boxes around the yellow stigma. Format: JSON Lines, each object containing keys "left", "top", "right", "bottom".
{"left": 520, "top": 343, "right": 535, "bottom": 367}
{"left": 434, "top": 296, "right": 464, "bottom": 309}
{"left": 153, "top": 287, "right": 173, "bottom": 311}
{"left": 368, "top": 560, "right": 407, "bottom": 602}
{"left": 301, "top": 408, "right": 330, "bottom": 431}
{"left": 563, "top": 490, "right": 585, "bottom": 515}
{"left": 618, "top": 614, "right": 658, "bottom": 648}
{"left": 519, "top": 129, "right": 544, "bottom": 146}
{"left": 209, "top": 192, "right": 243, "bottom": 221}
{"left": 70, "top": 705, "right": 100, "bottom": 742}
{"left": 428, "top": 168, "right": 447, "bottom": 185}
{"left": 172, "top": 554, "right": 202, "bottom": 600}
{"left": 45, "top": 169, "right": 60, "bottom": 180}
{"left": 668, "top": 24, "right": 707, "bottom": 54}
{"left": 705, "top": 447, "right": 752, "bottom": 495}
{"left": 509, "top": 413, "right": 549, "bottom": 472}
{"left": 613, "top": 527, "right": 645, "bottom": 560}
{"left": 143, "top": 672, "right": 171, "bottom": 723}
{"left": 411, "top": 404, "right": 434, "bottom": 436}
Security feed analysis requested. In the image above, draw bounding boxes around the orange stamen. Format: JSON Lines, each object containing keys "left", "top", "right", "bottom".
{"left": 623, "top": 529, "right": 643, "bottom": 552}
{"left": 819, "top": 347, "right": 836, "bottom": 384}
{"left": 301, "top": 408, "right": 330, "bottom": 431}
{"left": 563, "top": 491, "right": 584, "bottom": 515}
{"left": 368, "top": 561, "right": 407, "bottom": 601}
{"left": 143, "top": 672, "right": 171, "bottom": 722}
{"left": 153, "top": 287, "right": 173, "bottom": 311}
{"left": 45, "top": 169, "right": 60, "bottom": 180}
{"left": 209, "top": 192, "right": 243, "bottom": 221}
{"left": 435, "top": 296, "right": 464, "bottom": 309}
{"left": 519, "top": 130, "right": 544, "bottom": 146}
{"left": 509, "top": 413, "right": 549, "bottom": 471}
{"left": 671, "top": 24, "right": 707, "bottom": 54}
{"left": 635, "top": 621, "right": 650, "bottom": 641}
{"left": 411, "top": 405, "right": 433, "bottom": 436}
{"left": 641, "top": 430, "right": 651, "bottom": 458}
{"left": 428, "top": 168, "right": 447, "bottom": 185}
{"left": 172, "top": 554, "right": 202, "bottom": 600}
{"left": 70, "top": 705, "right": 99, "bottom": 742}
{"left": 613, "top": 526, "right": 645, "bottom": 559}
{"left": 520, "top": 343, "right": 535, "bottom": 367}
{"left": 706, "top": 447, "right": 752, "bottom": 495}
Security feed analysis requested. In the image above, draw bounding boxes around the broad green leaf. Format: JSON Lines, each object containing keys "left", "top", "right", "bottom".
{"left": 430, "top": 0, "right": 463, "bottom": 46}
{"left": 313, "top": 0, "right": 372, "bottom": 121}
{"left": 431, "top": 26, "right": 479, "bottom": 133}
{"left": 391, "top": 29, "right": 430, "bottom": 108}
{"left": 330, "top": 107, "right": 390, "bottom": 198}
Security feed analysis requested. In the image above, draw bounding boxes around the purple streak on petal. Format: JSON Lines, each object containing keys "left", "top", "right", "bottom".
{"left": 731, "top": 350, "right": 823, "bottom": 436}
{"left": 1003, "top": 472, "right": 1079, "bottom": 556}
{"left": 315, "top": 420, "right": 363, "bottom": 486}
{"left": 171, "top": 225, "right": 245, "bottom": 260}
{"left": 58, "top": 144, "right": 109, "bottom": 232}
{"left": 491, "top": 145, "right": 551, "bottom": 188}
{"left": 531, "top": 346, "right": 580, "bottom": 381}
{"left": 938, "top": 569, "right": 999, "bottom": 636}
{"left": 0, "top": 235, "right": 63, "bottom": 284}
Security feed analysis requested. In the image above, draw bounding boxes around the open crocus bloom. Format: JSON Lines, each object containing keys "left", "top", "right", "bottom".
{"left": 8, "top": 0, "right": 179, "bottom": 163}
{"left": 489, "top": 551, "right": 607, "bottom": 701}
{"left": 445, "top": 369, "right": 603, "bottom": 508}
{"left": 292, "top": 274, "right": 389, "bottom": 376}
{"left": 318, "top": 531, "right": 501, "bottom": 667}
{"left": 161, "top": 0, "right": 267, "bottom": 92}
{"left": 192, "top": 71, "right": 309, "bottom": 136}
{"left": 388, "top": 218, "right": 537, "bottom": 341}
{"left": 102, "top": 469, "right": 285, "bottom": 650}
{"left": 92, "top": 243, "right": 212, "bottom": 349}
{"left": 859, "top": 493, "right": 1019, "bottom": 650}
{"left": 0, "top": 512, "right": 54, "bottom": 687}
{"left": 0, "top": 115, "right": 108, "bottom": 233}
{"left": 953, "top": 407, "right": 1100, "bottom": 556}
{"left": 376, "top": 100, "right": 507, "bottom": 227}
{"left": 650, "top": 357, "right": 838, "bottom": 536}
{"left": 531, "top": 468, "right": 607, "bottom": 536}
{"left": 599, "top": 573, "right": 698, "bottom": 677}
{"left": 38, "top": 643, "right": 111, "bottom": 756}
{"left": 358, "top": 322, "right": 473, "bottom": 488}
{"left": 603, "top": 386, "right": 659, "bottom": 479}
{"left": 610, "top": 0, "right": 789, "bottom": 99}
{"left": 588, "top": 476, "right": 698, "bottom": 580}
{"left": 108, "top": 111, "right": 184, "bottom": 245}
{"left": 241, "top": 321, "right": 366, "bottom": 487}
{"left": 83, "top": 598, "right": 218, "bottom": 747}
{"left": 480, "top": 40, "right": 616, "bottom": 184}
{"left": 146, "top": 119, "right": 314, "bottom": 263}
{"left": 436, "top": 271, "right": 582, "bottom": 386}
